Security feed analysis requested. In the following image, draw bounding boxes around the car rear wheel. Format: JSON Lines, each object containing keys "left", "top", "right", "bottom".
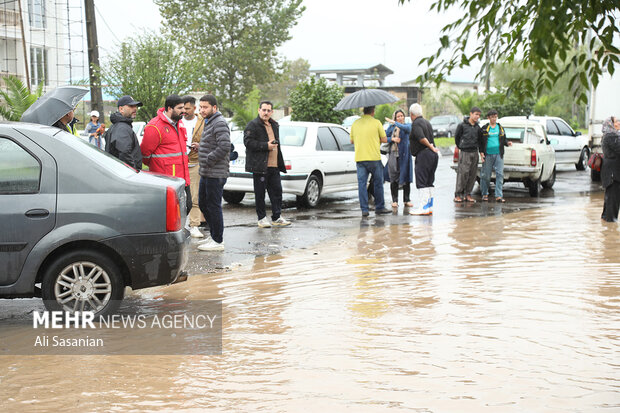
{"left": 527, "top": 176, "right": 541, "bottom": 197}
{"left": 42, "top": 249, "right": 124, "bottom": 317}
{"left": 575, "top": 147, "right": 589, "bottom": 171}
{"left": 223, "top": 190, "right": 245, "bottom": 204}
{"left": 297, "top": 174, "right": 322, "bottom": 208}
{"left": 541, "top": 167, "right": 556, "bottom": 189}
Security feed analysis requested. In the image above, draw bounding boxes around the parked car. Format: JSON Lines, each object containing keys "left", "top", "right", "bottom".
{"left": 224, "top": 121, "right": 358, "bottom": 208}
{"left": 451, "top": 117, "right": 557, "bottom": 196}
{"left": 430, "top": 115, "right": 460, "bottom": 138}
{"left": 501, "top": 116, "right": 589, "bottom": 170}
{"left": 342, "top": 115, "right": 360, "bottom": 132}
{"left": 0, "top": 122, "right": 189, "bottom": 316}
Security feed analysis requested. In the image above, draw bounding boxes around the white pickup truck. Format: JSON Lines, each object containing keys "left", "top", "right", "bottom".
{"left": 452, "top": 118, "right": 557, "bottom": 196}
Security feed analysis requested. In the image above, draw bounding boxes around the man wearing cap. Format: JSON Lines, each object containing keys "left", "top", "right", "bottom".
{"left": 105, "top": 95, "right": 143, "bottom": 170}
{"left": 86, "top": 110, "right": 102, "bottom": 149}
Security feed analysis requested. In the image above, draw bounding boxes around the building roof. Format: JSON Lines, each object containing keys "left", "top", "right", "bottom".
{"left": 310, "top": 63, "right": 394, "bottom": 76}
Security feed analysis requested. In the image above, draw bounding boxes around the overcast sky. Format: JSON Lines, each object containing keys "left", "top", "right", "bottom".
{"left": 94, "top": 0, "right": 479, "bottom": 86}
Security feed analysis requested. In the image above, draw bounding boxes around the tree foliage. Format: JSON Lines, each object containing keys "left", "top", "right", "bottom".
{"left": 374, "top": 102, "right": 403, "bottom": 123}
{"left": 155, "top": 0, "right": 305, "bottom": 108}
{"left": 447, "top": 91, "right": 482, "bottom": 115}
{"left": 401, "top": 0, "right": 620, "bottom": 103}
{"left": 0, "top": 75, "right": 43, "bottom": 121}
{"left": 259, "top": 58, "right": 310, "bottom": 109}
{"left": 231, "top": 87, "right": 262, "bottom": 131}
{"left": 102, "top": 33, "right": 196, "bottom": 122}
{"left": 447, "top": 89, "right": 535, "bottom": 117}
{"left": 290, "top": 77, "right": 352, "bottom": 124}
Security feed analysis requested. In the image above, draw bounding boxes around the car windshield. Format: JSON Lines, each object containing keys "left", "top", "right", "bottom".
{"left": 278, "top": 125, "right": 307, "bottom": 146}
{"left": 430, "top": 116, "right": 451, "bottom": 125}
{"left": 52, "top": 130, "right": 138, "bottom": 177}
{"left": 504, "top": 126, "right": 543, "bottom": 144}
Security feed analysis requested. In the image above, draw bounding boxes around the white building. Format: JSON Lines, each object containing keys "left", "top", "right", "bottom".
{"left": 0, "top": 0, "right": 85, "bottom": 92}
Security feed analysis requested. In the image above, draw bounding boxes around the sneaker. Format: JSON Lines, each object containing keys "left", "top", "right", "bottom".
{"left": 189, "top": 226, "right": 204, "bottom": 238}
{"left": 258, "top": 217, "right": 271, "bottom": 228}
{"left": 272, "top": 217, "right": 291, "bottom": 226}
{"left": 376, "top": 208, "right": 392, "bottom": 215}
{"left": 197, "top": 238, "right": 224, "bottom": 251}
{"left": 197, "top": 235, "right": 213, "bottom": 244}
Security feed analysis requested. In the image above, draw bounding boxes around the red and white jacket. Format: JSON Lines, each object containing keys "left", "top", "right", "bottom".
{"left": 141, "top": 107, "right": 190, "bottom": 186}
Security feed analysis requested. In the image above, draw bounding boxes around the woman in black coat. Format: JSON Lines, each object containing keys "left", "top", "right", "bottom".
{"left": 601, "top": 116, "right": 620, "bottom": 222}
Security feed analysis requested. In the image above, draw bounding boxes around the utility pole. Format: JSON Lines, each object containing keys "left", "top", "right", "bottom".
{"left": 17, "top": 0, "right": 31, "bottom": 92}
{"left": 84, "top": 0, "right": 104, "bottom": 122}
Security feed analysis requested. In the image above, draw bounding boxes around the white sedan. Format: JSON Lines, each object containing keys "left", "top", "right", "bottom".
{"left": 451, "top": 118, "right": 557, "bottom": 196}
{"left": 224, "top": 121, "right": 358, "bottom": 207}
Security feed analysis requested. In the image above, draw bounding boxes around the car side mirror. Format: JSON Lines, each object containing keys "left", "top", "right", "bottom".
{"left": 549, "top": 138, "right": 559, "bottom": 145}
{"left": 575, "top": 131, "right": 582, "bottom": 136}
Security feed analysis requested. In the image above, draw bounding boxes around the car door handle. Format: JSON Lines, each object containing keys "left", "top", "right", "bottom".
{"left": 25, "top": 209, "right": 50, "bottom": 218}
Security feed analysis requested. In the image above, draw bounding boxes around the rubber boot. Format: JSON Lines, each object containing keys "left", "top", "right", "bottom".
{"left": 410, "top": 188, "right": 431, "bottom": 215}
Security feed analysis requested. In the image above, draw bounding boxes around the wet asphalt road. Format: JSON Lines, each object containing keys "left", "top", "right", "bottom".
{"left": 187, "top": 155, "right": 604, "bottom": 275}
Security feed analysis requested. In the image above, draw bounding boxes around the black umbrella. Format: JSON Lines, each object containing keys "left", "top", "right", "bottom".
{"left": 333, "top": 88, "right": 399, "bottom": 110}
{"left": 20, "top": 86, "right": 89, "bottom": 126}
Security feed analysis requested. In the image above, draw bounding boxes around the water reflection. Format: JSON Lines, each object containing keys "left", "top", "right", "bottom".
{"left": 1, "top": 196, "right": 618, "bottom": 411}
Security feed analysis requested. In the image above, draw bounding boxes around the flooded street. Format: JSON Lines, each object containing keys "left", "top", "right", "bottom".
{"left": 2, "top": 192, "right": 618, "bottom": 412}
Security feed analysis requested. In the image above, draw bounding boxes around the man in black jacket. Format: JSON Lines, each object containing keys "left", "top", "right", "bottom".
{"left": 105, "top": 95, "right": 143, "bottom": 170}
{"left": 454, "top": 106, "right": 482, "bottom": 202}
{"left": 196, "top": 94, "right": 230, "bottom": 251}
{"left": 243, "top": 101, "right": 291, "bottom": 228}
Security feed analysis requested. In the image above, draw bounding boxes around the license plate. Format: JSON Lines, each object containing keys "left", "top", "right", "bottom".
{"left": 232, "top": 157, "right": 245, "bottom": 166}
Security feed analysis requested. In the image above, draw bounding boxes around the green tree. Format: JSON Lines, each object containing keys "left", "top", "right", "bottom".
{"left": 479, "top": 90, "right": 535, "bottom": 117}
{"left": 0, "top": 75, "right": 43, "bottom": 121}
{"left": 289, "top": 77, "right": 351, "bottom": 123}
{"left": 155, "top": 0, "right": 305, "bottom": 108}
{"left": 374, "top": 102, "right": 402, "bottom": 123}
{"left": 401, "top": 0, "right": 620, "bottom": 103}
{"left": 102, "top": 33, "right": 196, "bottom": 122}
{"left": 231, "top": 87, "right": 262, "bottom": 131}
{"left": 446, "top": 90, "right": 482, "bottom": 115}
{"left": 259, "top": 58, "right": 310, "bottom": 109}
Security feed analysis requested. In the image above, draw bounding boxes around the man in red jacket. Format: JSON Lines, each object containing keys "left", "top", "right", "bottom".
{"left": 141, "top": 94, "right": 191, "bottom": 213}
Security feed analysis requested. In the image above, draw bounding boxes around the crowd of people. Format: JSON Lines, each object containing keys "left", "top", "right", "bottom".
{"left": 52, "top": 96, "right": 620, "bottom": 237}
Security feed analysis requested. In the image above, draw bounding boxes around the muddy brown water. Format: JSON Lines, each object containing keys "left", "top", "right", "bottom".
{"left": 1, "top": 194, "right": 619, "bottom": 412}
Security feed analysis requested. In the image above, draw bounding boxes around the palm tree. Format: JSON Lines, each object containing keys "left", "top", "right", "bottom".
{"left": 0, "top": 75, "right": 44, "bottom": 121}
{"left": 446, "top": 90, "right": 482, "bottom": 115}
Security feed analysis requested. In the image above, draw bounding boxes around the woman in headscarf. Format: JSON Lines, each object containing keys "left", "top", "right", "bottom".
{"left": 384, "top": 110, "right": 414, "bottom": 208}
{"left": 601, "top": 116, "right": 620, "bottom": 222}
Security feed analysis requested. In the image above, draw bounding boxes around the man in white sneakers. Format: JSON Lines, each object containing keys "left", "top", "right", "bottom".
{"left": 243, "top": 101, "right": 291, "bottom": 228}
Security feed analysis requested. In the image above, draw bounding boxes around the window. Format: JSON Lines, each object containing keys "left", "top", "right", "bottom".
{"left": 30, "top": 46, "right": 48, "bottom": 87}
{"left": 553, "top": 120, "right": 574, "bottom": 136}
{"left": 28, "top": 0, "right": 46, "bottom": 29}
{"left": 316, "top": 127, "right": 339, "bottom": 151}
{"left": 545, "top": 120, "right": 559, "bottom": 135}
{"left": 330, "top": 127, "right": 354, "bottom": 151}
{"left": 278, "top": 125, "right": 307, "bottom": 147}
{"left": 0, "top": 137, "right": 41, "bottom": 193}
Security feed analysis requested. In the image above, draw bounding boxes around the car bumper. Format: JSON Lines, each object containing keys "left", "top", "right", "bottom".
{"left": 225, "top": 171, "right": 309, "bottom": 196}
{"left": 102, "top": 229, "right": 190, "bottom": 290}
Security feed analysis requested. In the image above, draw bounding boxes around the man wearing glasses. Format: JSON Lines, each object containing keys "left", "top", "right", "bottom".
{"left": 243, "top": 101, "right": 291, "bottom": 228}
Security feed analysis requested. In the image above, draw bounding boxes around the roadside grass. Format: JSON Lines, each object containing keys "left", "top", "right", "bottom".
{"left": 434, "top": 137, "right": 455, "bottom": 148}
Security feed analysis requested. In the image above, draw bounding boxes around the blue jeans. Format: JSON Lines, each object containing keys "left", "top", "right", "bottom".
{"left": 481, "top": 153, "right": 504, "bottom": 198}
{"left": 198, "top": 177, "right": 227, "bottom": 243}
{"left": 356, "top": 160, "right": 385, "bottom": 212}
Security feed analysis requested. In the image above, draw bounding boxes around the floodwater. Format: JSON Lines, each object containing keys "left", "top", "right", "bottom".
{"left": 2, "top": 194, "right": 619, "bottom": 412}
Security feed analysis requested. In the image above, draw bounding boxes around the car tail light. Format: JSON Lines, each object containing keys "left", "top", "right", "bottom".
{"left": 530, "top": 149, "right": 537, "bottom": 167}
{"left": 453, "top": 146, "right": 459, "bottom": 163}
{"left": 285, "top": 160, "right": 292, "bottom": 170}
{"left": 166, "top": 186, "right": 181, "bottom": 232}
